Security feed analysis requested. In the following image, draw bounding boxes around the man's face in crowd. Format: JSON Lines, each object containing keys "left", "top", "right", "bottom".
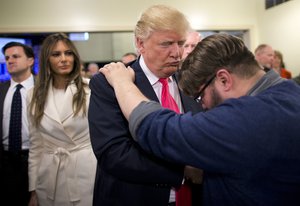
{"left": 137, "top": 30, "right": 186, "bottom": 78}
{"left": 4, "top": 46, "right": 33, "bottom": 77}
{"left": 182, "top": 32, "right": 201, "bottom": 59}
{"left": 256, "top": 46, "right": 274, "bottom": 68}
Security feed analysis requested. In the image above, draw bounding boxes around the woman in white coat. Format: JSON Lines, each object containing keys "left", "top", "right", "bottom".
{"left": 28, "top": 33, "right": 96, "bottom": 206}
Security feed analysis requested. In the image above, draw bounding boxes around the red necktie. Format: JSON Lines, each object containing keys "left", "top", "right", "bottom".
{"left": 159, "top": 78, "right": 180, "bottom": 113}
{"left": 159, "top": 78, "right": 192, "bottom": 206}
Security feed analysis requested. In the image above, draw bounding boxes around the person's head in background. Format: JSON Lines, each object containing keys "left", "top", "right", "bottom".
{"left": 80, "top": 61, "right": 90, "bottom": 78}
{"left": 272, "top": 50, "right": 292, "bottom": 79}
{"left": 179, "top": 33, "right": 262, "bottom": 110}
{"left": 134, "top": 4, "right": 190, "bottom": 78}
{"left": 38, "top": 33, "right": 82, "bottom": 85}
{"left": 87, "top": 62, "right": 99, "bottom": 78}
{"left": 254, "top": 44, "right": 274, "bottom": 69}
{"left": 30, "top": 33, "right": 87, "bottom": 126}
{"left": 272, "top": 50, "right": 285, "bottom": 71}
{"left": 121, "top": 52, "right": 137, "bottom": 64}
{"left": 182, "top": 31, "right": 202, "bottom": 59}
{"left": 2, "top": 41, "right": 35, "bottom": 82}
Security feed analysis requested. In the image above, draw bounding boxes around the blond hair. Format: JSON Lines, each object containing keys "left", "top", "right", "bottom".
{"left": 134, "top": 5, "right": 190, "bottom": 40}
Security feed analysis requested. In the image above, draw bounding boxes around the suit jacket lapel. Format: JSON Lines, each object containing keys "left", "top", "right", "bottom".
{"left": 44, "top": 81, "right": 75, "bottom": 124}
{"left": 44, "top": 82, "right": 62, "bottom": 124}
{"left": 132, "top": 60, "right": 159, "bottom": 102}
{"left": 0, "top": 81, "right": 10, "bottom": 141}
{"left": 0, "top": 81, "right": 10, "bottom": 113}
{"left": 59, "top": 83, "right": 76, "bottom": 122}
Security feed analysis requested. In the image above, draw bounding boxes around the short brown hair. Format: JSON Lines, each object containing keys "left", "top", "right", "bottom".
{"left": 179, "top": 33, "right": 261, "bottom": 98}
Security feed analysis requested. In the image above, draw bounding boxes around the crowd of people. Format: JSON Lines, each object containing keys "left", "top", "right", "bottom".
{"left": 0, "top": 4, "right": 300, "bottom": 206}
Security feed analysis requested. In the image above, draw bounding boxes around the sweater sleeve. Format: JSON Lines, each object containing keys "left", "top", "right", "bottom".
{"left": 129, "top": 101, "right": 162, "bottom": 140}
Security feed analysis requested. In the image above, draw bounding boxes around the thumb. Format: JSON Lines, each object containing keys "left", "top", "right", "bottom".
{"left": 127, "top": 66, "right": 135, "bottom": 81}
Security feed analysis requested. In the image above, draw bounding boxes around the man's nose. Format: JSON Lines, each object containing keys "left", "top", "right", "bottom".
{"left": 171, "top": 44, "right": 181, "bottom": 58}
{"left": 6, "top": 57, "right": 14, "bottom": 64}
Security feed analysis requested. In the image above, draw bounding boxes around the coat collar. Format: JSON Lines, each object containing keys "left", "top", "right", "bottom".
{"left": 44, "top": 80, "right": 77, "bottom": 123}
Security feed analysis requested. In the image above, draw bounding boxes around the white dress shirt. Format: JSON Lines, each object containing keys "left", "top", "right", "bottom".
{"left": 139, "top": 55, "right": 182, "bottom": 203}
{"left": 2, "top": 75, "right": 34, "bottom": 150}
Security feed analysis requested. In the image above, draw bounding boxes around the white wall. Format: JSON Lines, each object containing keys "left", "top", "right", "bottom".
{"left": 112, "top": 32, "right": 136, "bottom": 61}
{"left": 0, "top": 0, "right": 259, "bottom": 47}
{"left": 1, "top": 0, "right": 299, "bottom": 75}
{"left": 73, "top": 33, "right": 113, "bottom": 62}
{"left": 256, "top": 0, "right": 300, "bottom": 76}
{"left": 0, "top": 0, "right": 258, "bottom": 32}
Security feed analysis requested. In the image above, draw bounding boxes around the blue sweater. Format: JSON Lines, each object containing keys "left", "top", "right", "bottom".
{"left": 131, "top": 81, "right": 300, "bottom": 206}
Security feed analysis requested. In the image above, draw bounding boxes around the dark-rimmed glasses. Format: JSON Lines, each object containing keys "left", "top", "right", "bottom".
{"left": 194, "top": 74, "right": 216, "bottom": 103}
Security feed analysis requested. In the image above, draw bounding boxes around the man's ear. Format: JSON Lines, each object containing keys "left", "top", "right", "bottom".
{"left": 27, "top": 57, "right": 34, "bottom": 69}
{"left": 136, "top": 38, "right": 145, "bottom": 54}
{"left": 215, "top": 69, "right": 232, "bottom": 92}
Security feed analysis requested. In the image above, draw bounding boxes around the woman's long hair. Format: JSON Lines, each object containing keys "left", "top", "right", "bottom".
{"left": 29, "top": 33, "right": 88, "bottom": 127}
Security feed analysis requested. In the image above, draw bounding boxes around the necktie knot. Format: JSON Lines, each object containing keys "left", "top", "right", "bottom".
{"left": 15, "top": 84, "right": 23, "bottom": 91}
{"left": 159, "top": 78, "right": 168, "bottom": 85}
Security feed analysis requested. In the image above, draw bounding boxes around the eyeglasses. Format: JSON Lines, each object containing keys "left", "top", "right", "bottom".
{"left": 194, "top": 74, "right": 216, "bottom": 103}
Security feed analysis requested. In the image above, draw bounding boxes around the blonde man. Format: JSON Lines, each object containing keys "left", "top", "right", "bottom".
{"left": 89, "top": 5, "right": 203, "bottom": 206}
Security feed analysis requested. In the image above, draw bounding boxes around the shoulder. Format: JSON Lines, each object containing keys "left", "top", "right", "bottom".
{"left": 0, "top": 80, "right": 10, "bottom": 92}
{"left": 0, "top": 80, "right": 10, "bottom": 86}
{"left": 281, "top": 68, "right": 292, "bottom": 79}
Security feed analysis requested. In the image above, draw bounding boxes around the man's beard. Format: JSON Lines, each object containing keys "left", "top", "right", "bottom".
{"left": 209, "top": 87, "right": 223, "bottom": 109}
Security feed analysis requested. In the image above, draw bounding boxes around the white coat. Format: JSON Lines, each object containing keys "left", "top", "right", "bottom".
{"left": 27, "top": 79, "right": 96, "bottom": 206}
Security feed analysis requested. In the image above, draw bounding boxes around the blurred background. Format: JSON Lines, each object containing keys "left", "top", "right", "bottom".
{"left": 0, "top": 0, "right": 298, "bottom": 81}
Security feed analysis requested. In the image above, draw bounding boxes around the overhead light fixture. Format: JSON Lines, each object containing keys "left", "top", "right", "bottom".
{"left": 69, "top": 32, "right": 89, "bottom": 41}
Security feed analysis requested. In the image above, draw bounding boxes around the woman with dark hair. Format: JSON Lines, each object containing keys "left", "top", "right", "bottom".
{"left": 28, "top": 33, "right": 96, "bottom": 206}
{"left": 272, "top": 50, "right": 292, "bottom": 79}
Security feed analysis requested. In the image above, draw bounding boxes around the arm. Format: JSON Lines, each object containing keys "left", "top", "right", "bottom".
{"left": 28, "top": 122, "right": 43, "bottom": 191}
{"left": 88, "top": 72, "right": 183, "bottom": 185}
{"left": 100, "top": 64, "right": 266, "bottom": 173}
{"left": 27, "top": 90, "right": 43, "bottom": 204}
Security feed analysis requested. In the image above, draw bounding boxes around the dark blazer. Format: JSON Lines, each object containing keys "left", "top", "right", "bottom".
{"left": 88, "top": 59, "right": 202, "bottom": 206}
{"left": 0, "top": 81, "right": 10, "bottom": 140}
{"left": 0, "top": 77, "right": 35, "bottom": 143}
{"left": 0, "top": 81, "right": 10, "bottom": 171}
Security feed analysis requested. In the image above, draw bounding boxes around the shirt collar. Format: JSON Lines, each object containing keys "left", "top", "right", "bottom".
{"left": 139, "top": 55, "right": 174, "bottom": 86}
{"left": 10, "top": 74, "right": 34, "bottom": 90}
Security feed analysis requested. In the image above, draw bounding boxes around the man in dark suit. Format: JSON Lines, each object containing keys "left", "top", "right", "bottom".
{"left": 0, "top": 42, "right": 35, "bottom": 205}
{"left": 88, "top": 5, "right": 203, "bottom": 206}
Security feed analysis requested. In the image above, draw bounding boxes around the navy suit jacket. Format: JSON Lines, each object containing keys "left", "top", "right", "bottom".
{"left": 0, "top": 81, "right": 10, "bottom": 140}
{"left": 0, "top": 81, "right": 10, "bottom": 172}
{"left": 88, "top": 59, "right": 202, "bottom": 206}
